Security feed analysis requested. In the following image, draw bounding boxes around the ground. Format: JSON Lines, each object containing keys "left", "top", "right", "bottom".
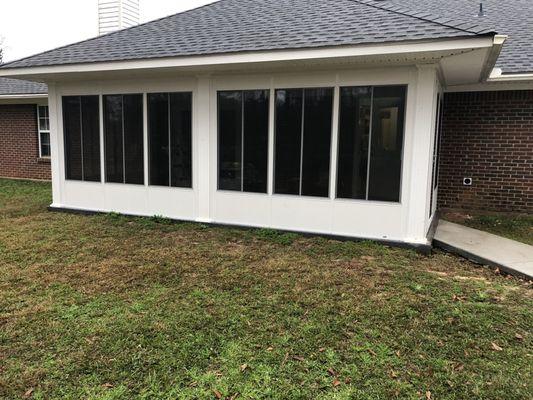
{"left": 441, "top": 210, "right": 533, "bottom": 246}
{"left": 0, "top": 179, "right": 531, "bottom": 400}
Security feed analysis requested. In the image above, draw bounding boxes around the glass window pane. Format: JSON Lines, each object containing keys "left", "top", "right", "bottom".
{"left": 42, "top": 145, "right": 51, "bottom": 158}
{"left": 40, "top": 132, "right": 51, "bottom": 157}
{"left": 123, "top": 94, "right": 144, "bottom": 185}
{"left": 40, "top": 132, "right": 50, "bottom": 145}
{"left": 367, "top": 86, "right": 406, "bottom": 202}
{"left": 63, "top": 96, "right": 82, "bottom": 180}
{"left": 39, "top": 106, "right": 50, "bottom": 131}
{"left": 170, "top": 92, "right": 193, "bottom": 188}
{"left": 218, "top": 91, "right": 242, "bottom": 191}
{"left": 301, "top": 88, "right": 333, "bottom": 197}
{"left": 148, "top": 93, "right": 170, "bottom": 186}
{"left": 39, "top": 106, "right": 48, "bottom": 118}
{"left": 39, "top": 118, "right": 49, "bottom": 131}
{"left": 337, "top": 87, "right": 372, "bottom": 199}
{"left": 243, "top": 90, "right": 269, "bottom": 193}
{"left": 274, "top": 89, "right": 302, "bottom": 195}
{"left": 104, "top": 95, "right": 124, "bottom": 183}
{"left": 81, "top": 96, "right": 101, "bottom": 182}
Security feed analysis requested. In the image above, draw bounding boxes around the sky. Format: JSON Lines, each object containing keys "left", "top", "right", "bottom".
{"left": 0, "top": 0, "right": 219, "bottom": 62}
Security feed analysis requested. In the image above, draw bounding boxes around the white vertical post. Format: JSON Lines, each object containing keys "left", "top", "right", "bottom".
{"left": 405, "top": 64, "right": 438, "bottom": 243}
{"left": 142, "top": 92, "right": 148, "bottom": 186}
{"left": 329, "top": 81, "right": 340, "bottom": 200}
{"left": 196, "top": 75, "right": 212, "bottom": 222}
{"left": 99, "top": 94, "right": 105, "bottom": 184}
{"left": 48, "top": 83, "right": 62, "bottom": 207}
{"left": 267, "top": 78, "right": 275, "bottom": 196}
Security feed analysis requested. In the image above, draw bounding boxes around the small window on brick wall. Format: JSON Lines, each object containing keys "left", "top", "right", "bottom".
{"left": 37, "top": 105, "right": 51, "bottom": 158}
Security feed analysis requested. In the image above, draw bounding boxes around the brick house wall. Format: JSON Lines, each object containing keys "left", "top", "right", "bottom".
{"left": 438, "top": 90, "right": 532, "bottom": 213}
{"left": 0, "top": 104, "right": 51, "bottom": 180}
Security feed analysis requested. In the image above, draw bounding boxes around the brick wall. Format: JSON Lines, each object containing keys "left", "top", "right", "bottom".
{"left": 438, "top": 90, "right": 532, "bottom": 213}
{"left": 0, "top": 104, "right": 51, "bottom": 180}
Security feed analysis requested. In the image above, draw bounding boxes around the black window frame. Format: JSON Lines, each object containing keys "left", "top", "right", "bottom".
{"left": 335, "top": 85, "right": 407, "bottom": 203}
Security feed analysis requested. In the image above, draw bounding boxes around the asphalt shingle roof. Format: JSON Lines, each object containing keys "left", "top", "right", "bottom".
{"left": 380, "top": 0, "right": 533, "bottom": 74}
{"left": 0, "top": 0, "right": 493, "bottom": 70}
{"left": 0, "top": 77, "right": 48, "bottom": 95}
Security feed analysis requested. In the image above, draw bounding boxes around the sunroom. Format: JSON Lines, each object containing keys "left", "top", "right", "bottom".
{"left": 0, "top": 0, "right": 504, "bottom": 249}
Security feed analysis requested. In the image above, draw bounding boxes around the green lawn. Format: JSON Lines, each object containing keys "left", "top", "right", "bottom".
{"left": 0, "top": 179, "right": 531, "bottom": 400}
{"left": 442, "top": 210, "right": 533, "bottom": 246}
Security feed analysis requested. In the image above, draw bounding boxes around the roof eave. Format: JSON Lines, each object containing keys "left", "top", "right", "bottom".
{"left": 488, "top": 68, "right": 533, "bottom": 82}
{"left": 480, "top": 35, "right": 507, "bottom": 82}
{"left": 0, "top": 36, "right": 496, "bottom": 82}
{"left": 0, "top": 93, "right": 48, "bottom": 98}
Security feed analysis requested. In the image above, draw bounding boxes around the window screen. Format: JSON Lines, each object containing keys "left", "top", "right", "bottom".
{"left": 337, "top": 87, "right": 372, "bottom": 200}
{"left": 301, "top": 88, "right": 334, "bottom": 197}
{"left": 429, "top": 93, "right": 443, "bottom": 215}
{"left": 148, "top": 92, "right": 192, "bottom": 188}
{"left": 104, "top": 94, "right": 144, "bottom": 185}
{"left": 218, "top": 90, "right": 269, "bottom": 193}
{"left": 62, "top": 96, "right": 101, "bottom": 181}
{"left": 337, "top": 86, "right": 406, "bottom": 202}
{"left": 367, "top": 86, "right": 406, "bottom": 202}
{"left": 275, "top": 88, "right": 333, "bottom": 197}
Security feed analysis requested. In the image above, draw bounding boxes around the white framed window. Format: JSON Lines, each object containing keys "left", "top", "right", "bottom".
{"left": 37, "top": 105, "right": 51, "bottom": 158}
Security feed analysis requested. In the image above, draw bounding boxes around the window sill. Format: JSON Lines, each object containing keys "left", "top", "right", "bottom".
{"left": 37, "top": 157, "right": 51, "bottom": 164}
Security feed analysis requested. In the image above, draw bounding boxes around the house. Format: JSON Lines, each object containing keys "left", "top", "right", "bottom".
{"left": 0, "top": 78, "right": 50, "bottom": 180}
{"left": 0, "top": 0, "right": 530, "bottom": 249}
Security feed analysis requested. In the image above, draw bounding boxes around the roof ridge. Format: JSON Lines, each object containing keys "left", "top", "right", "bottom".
{"left": 0, "top": 0, "right": 227, "bottom": 69}
{"left": 350, "top": 0, "right": 495, "bottom": 36}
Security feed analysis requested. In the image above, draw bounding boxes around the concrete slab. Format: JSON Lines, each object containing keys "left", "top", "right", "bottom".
{"left": 433, "top": 220, "right": 533, "bottom": 280}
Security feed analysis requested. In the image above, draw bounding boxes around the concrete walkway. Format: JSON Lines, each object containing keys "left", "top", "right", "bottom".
{"left": 433, "top": 220, "right": 533, "bottom": 280}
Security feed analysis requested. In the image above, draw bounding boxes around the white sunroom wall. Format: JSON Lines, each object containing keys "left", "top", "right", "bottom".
{"left": 427, "top": 77, "right": 445, "bottom": 230}
{"left": 48, "top": 65, "right": 439, "bottom": 245}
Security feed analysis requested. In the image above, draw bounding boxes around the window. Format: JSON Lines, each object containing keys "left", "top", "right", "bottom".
{"left": 337, "top": 87, "right": 371, "bottom": 199}
{"left": 62, "top": 96, "right": 101, "bottom": 181}
{"left": 274, "top": 88, "right": 333, "bottom": 197}
{"left": 37, "top": 105, "right": 51, "bottom": 158}
{"left": 337, "top": 85, "right": 406, "bottom": 202}
{"left": 104, "top": 94, "right": 144, "bottom": 185}
{"left": 218, "top": 90, "right": 269, "bottom": 193}
{"left": 148, "top": 92, "right": 192, "bottom": 188}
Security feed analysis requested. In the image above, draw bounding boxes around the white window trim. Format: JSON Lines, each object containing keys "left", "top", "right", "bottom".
{"left": 37, "top": 105, "right": 51, "bottom": 158}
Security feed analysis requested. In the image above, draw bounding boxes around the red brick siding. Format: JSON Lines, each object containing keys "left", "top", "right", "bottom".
{"left": 0, "top": 104, "right": 51, "bottom": 180}
{"left": 438, "top": 90, "right": 532, "bottom": 213}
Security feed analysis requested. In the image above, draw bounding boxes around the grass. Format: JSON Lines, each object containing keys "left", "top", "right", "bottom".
{"left": 442, "top": 210, "right": 533, "bottom": 246}
{"left": 0, "top": 178, "right": 531, "bottom": 400}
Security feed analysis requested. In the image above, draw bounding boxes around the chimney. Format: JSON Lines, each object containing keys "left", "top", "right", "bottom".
{"left": 98, "top": 0, "right": 140, "bottom": 35}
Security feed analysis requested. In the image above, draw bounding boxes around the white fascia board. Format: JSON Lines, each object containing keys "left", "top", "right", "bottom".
{"left": 479, "top": 35, "right": 507, "bottom": 81}
{"left": 0, "top": 37, "right": 494, "bottom": 79}
{"left": 446, "top": 80, "right": 533, "bottom": 92}
{"left": 0, "top": 93, "right": 48, "bottom": 99}
{"left": 488, "top": 68, "right": 533, "bottom": 82}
